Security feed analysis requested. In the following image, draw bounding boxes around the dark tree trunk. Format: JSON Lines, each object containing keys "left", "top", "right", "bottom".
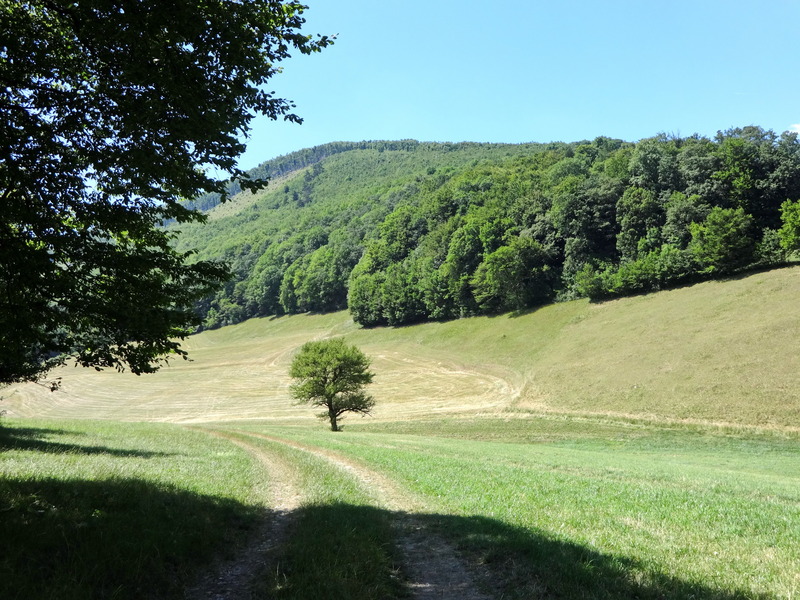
{"left": 328, "top": 406, "right": 339, "bottom": 431}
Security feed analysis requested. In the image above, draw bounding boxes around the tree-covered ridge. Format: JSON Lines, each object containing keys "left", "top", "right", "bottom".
{"left": 186, "top": 140, "right": 470, "bottom": 212}
{"left": 174, "top": 141, "right": 561, "bottom": 327}
{"left": 174, "top": 128, "right": 800, "bottom": 330}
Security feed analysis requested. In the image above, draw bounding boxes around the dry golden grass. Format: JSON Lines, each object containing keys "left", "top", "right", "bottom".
{"left": 4, "top": 267, "right": 799, "bottom": 429}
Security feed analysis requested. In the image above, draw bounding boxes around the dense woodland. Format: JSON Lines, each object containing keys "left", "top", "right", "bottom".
{"left": 172, "top": 128, "right": 800, "bottom": 329}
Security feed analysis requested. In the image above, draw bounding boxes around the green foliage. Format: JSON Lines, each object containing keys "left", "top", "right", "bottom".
{"left": 347, "top": 270, "right": 388, "bottom": 328}
{"left": 629, "top": 134, "right": 682, "bottom": 194}
{"left": 289, "top": 339, "right": 375, "bottom": 431}
{"left": 380, "top": 261, "right": 427, "bottom": 326}
{"left": 689, "top": 207, "right": 756, "bottom": 274}
{"left": 713, "top": 127, "right": 800, "bottom": 230}
{"left": 471, "top": 237, "right": 555, "bottom": 312}
{"left": 1, "top": 0, "right": 330, "bottom": 385}
{"left": 174, "top": 128, "right": 800, "bottom": 326}
{"left": 616, "top": 187, "right": 663, "bottom": 261}
{"left": 662, "top": 192, "right": 710, "bottom": 248}
{"left": 778, "top": 199, "right": 800, "bottom": 254}
{"left": 755, "top": 228, "right": 788, "bottom": 266}
{"left": 578, "top": 245, "right": 699, "bottom": 299}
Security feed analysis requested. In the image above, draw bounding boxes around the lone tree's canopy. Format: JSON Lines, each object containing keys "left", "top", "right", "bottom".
{"left": 289, "top": 338, "right": 375, "bottom": 431}
{"left": 0, "top": 0, "right": 331, "bottom": 386}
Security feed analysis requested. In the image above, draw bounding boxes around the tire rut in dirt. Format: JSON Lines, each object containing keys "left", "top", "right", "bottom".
{"left": 183, "top": 429, "right": 303, "bottom": 600}
{"left": 232, "top": 430, "right": 494, "bottom": 600}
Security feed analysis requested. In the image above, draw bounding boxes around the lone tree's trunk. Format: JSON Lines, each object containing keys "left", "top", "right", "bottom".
{"left": 328, "top": 406, "right": 339, "bottom": 432}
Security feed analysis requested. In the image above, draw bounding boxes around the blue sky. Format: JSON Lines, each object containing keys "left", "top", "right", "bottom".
{"left": 237, "top": 0, "right": 800, "bottom": 170}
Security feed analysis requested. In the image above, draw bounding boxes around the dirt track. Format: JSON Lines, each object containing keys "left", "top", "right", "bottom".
{"left": 184, "top": 431, "right": 304, "bottom": 600}
{"left": 188, "top": 428, "right": 493, "bottom": 600}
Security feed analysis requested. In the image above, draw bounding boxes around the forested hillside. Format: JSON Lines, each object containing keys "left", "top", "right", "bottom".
{"left": 173, "top": 128, "right": 800, "bottom": 330}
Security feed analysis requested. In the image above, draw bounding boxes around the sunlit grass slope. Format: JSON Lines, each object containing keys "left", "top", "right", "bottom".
{"left": 4, "top": 267, "right": 799, "bottom": 429}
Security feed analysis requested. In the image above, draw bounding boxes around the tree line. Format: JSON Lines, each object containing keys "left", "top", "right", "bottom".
{"left": 175, "top": 127, "right": 800, "bottom": 330}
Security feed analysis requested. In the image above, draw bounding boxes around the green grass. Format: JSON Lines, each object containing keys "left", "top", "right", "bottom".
{"left": 221, "top": 418, "right": 800, "bottom": 599}
{"left": 3, "top": 414, "right": 799, "bottom": 598}
{"left": 206, "top": 430, "right": 405, "bottom": 599}
{"left": 3, "top": 267, "right": 800, "bottom": 598}
{"left": 0, "top": 419, "right": 266, "bottom": 600}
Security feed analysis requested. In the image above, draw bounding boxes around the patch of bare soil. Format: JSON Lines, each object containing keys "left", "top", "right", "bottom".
{"left": 237, "top": 431, "right": 495, "bottom": 600}
{"left": 183, "top": 430, "right": 303, "bottom": 600}
{"left": 395, "top": 518, "right": 494, "bottom": 600}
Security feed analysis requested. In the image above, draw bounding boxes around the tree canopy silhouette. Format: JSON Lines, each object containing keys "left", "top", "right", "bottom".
{"left": 0, "top": 0, "right": 331, "bottom": 386}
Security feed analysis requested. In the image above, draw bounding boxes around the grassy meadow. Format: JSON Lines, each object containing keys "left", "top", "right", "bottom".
{"left": 4, "top": 266, "right": 799, "bottom": 428}
{"left": 222, "top": 419, "right": 800, "bottom": 599}
{"left": 2, "top": 267, "right": 799, "bottom": 598}
{"left": 0, "top": 420, "right": 267, "bottom": 599}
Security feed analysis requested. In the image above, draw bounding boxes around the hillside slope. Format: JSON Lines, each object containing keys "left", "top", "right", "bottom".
{"left": 172, "top": 128, "right": 800, "bottom": 331}
{"left": 173, "top": 139, "right": 564, "bottom": 328}
{"left": 5, "top": 267, "right": 798, "bottom": 429}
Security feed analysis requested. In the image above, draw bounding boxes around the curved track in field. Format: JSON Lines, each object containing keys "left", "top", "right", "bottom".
{"left": 3, "top": 348, "right": 520, "bottom": 424}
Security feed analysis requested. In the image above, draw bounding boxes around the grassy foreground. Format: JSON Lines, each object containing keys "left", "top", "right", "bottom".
{"left": 1, "top": 413, "right": 798, "bottom": 599}
{"left": 218, "top": 430, "right": 404, "bottom": 599}
{"left": 217, "top": 418, "right": 800, "bottom": 600}
{"left": 0, "top": 419, "right": 266, "bottom": 600}
{"left": 1, "top": 267, "right": 799, "bottom": 598}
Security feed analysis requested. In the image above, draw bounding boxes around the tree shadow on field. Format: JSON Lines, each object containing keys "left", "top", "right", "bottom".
{"left": 477, "top": 302, "right": 548, "bottom": 320}
{"left": 505, "top": 303, "right": 548, "bottom": 319}
{"left": 580, "top": 263, "right": 799, "bottom": 307}
{"left": 0, "top": 484, "right": 777, "bottom": 600}
{"left": 263, "top": 502, "right": 406, "bottom": 600}
{"left": 413, "top": 511, "right": 773, "bottom": 600}
{"left": 0, "top": 475, "right": 264, "bottom": 600}
{"left": 0, "top": 426, "right": 175, "bottom": 458}
{"left": 270, "top": 503, "right": 772, "bottom": 600}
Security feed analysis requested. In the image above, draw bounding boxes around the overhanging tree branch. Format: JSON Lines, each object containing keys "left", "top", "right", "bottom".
{"left": 0, "top": 0, "right": 332, "bottom": 386}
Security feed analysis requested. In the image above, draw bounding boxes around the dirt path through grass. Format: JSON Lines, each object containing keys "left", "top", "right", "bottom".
{"left": 233, "top": 430, "right": 494, "bottom": 600}
{"left": 185, "top": 430, "right": 304, "bottom": 600}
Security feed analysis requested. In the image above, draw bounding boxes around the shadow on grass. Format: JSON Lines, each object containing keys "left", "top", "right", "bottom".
{"left": 270, "top": 503, "right": 772, "bottom": 600}
{"left": 264, "top": 502, "right": 406, "bottom": 600}
{"left": 0, "top": 476, "right": 264, "bottom": 600}
{"left": 583, "top": 262, "right": 798, "bottom": 306}
{"left": 0, "top": 426, "right": 175, "bottom": 458}
{"left": 0, "top": 484, "right": 775, "bottom": 600}
{"left": 416, "top": 510, "right": 772, "bottom": 600}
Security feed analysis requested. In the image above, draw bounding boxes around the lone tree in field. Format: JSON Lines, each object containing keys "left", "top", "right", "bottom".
{"left": 289, "top": 339, "right": 375, "bottom": 431}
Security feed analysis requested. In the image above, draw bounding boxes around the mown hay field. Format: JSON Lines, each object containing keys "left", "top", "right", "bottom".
{"left": 5, "top": 267, "right": 799, "bottom": 430}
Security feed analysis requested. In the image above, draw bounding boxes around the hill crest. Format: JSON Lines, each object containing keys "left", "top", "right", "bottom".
{"left": 173, "top": 127, "right": 800, "bottom": 332}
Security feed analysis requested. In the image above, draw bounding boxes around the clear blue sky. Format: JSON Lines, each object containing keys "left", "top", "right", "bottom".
{"left": 236, "top": 0, "right": 800, "bottom": 170}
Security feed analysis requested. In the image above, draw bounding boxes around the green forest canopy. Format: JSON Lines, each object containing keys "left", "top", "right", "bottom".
{"left": 173, "top": 128, "right": 800, "bottom": 330}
